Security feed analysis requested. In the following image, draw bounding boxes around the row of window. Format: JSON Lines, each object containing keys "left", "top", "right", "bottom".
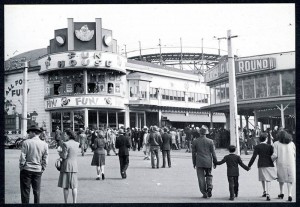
{"left": 210, "top": 70, "right": 295, "bottom": 104}
{"left": 149, "top": 88, "right": 208, "bottom": 103}
{"left": 46, "top": 71, "right": 122, "bottom": 96}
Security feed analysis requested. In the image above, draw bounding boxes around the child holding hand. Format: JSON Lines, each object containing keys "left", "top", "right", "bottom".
{"left": 214, "top": 145, "right": 250, "bottom": 200}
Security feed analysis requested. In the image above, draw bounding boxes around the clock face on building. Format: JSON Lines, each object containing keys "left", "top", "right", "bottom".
{"left": 103, "top": 35, "right": 112, "bottom": 47}
{"left": 55, "top": 36, "right": 65, "bottom": 46}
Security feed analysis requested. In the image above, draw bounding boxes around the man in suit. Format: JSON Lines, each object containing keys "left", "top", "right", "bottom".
{"left": 115, "top": 128, "right": 131, "bottom": 179}
{"left": 161, "top": 127, "right": 172, "bottom": 168}
{"left": 192, "top": 125, "right": 217, "bottom": 198}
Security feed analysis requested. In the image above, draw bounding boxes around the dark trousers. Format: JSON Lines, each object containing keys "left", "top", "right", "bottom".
{"left": 150, "top": 146, "right": 160, "bottom": 168}
{"left": 196, "top": 167, "right": 213, "bottom": 196}
{"left": 119, "top": 155, "right": 129, "bottom": 176}
{"left": 228, "top": 176, "right": 239, "bottom": 198}
{"left": 162, "top": 150, "right": 171, "bottom": 167}
{"left": 20, "top": 169, "right": 43, "bottom": 204}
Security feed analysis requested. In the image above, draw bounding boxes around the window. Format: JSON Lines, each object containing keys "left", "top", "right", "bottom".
{"left": 255, "top": 76, "right": 267, "bottom": 98}
{"left": 181, "top": 91, "right": 185, "bottom": 101}
{"left": 88, "top": 83, "right": 96, "bottom": 93}
{"left": 267, "top": 73, "right": 280, "bottom": 97}
{"left": 215, "top": 84, "right": 221, "bottom": 103}
{"left": 236, "top": 79, "right": 243, "bottom": 100}
{"left": 282, "top": 71, "right": 295, "bottom": 95}
{"left": 165, "top": 89, "right": 169, "bottom": 100}
{"left": 210, "top": 87, "right": 216, "bottom": 104}
{"left": 108, "top": 83, "right": 114, "bottom": 94}
{"left": 220, "top": 83, "right": 226, "bottom": 102}
{"left": 225, "top": 83, "right": 229, "bottom": 102}
{"left": 188, "top": 92, "right": 194, "bottom": 102}
{"left": 170, "top": 90, "right": 174, "bottom": 100}
{"left": 74, "top": 83, "right": 83, "bottom": 94}
{"left": 54, "top": 84, "right": 62, "bottom": 95}
{"left": 243, "top": 78, "right": 255, "bottom": 99}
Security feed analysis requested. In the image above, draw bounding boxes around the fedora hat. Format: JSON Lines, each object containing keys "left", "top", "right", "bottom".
{"left": 118, "top": 128, "right": 125, "bottom": 134}
{"left": 27, "top": 125, "right": 42, "bottom": 133}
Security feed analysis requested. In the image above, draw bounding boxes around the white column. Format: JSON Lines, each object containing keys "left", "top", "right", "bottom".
{"left": 106, "top": 112, "right": 109, "bottom": 128}
{"left": 67, "top": 18, "right": 74, "bottom": 51}
{"left": 125, "top": 105, "right": 130, "bottom": 129}
{"left": 84, "top": 108, "right": 89, "bottom": 130}
{"left": 21, "top": 62, "right": 28, "bottom": 137}
{"left": 158, "top": 109, "right": 162, "bottom": 127}
{"left": 210, "top": 111, "right": 213, "bottom": 129}
{"left": 227, "top": 30, "right": 239, "bottom": 155}
{"left": 280, "top": 104, "right": 285, "bottom": 128}
{"left": 144, "top": 111, "right": 147, "bottom": 127}
{"left": 95, "top": 18, "right": 102, "bottom": 51}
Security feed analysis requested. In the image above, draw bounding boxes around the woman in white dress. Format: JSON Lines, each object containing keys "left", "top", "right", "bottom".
{"left": 271, "top": 130, "right": 295, "bottom": 202}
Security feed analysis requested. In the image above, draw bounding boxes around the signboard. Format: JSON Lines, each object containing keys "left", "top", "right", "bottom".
{"left": 45, "top": 96, "right": 125, "bottom": 110}
{"left": 204, "top": 57, "right": 276, "bottom": 82}
{"left": 66, "top": 84, "right": 73, "bottom": 93}
{"left": 39, "top": 51, "right": 127, "bottom": 74}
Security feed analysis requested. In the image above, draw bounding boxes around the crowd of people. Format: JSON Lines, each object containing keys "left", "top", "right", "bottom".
{"left": 18, "top": 123, "right": 295, "bottom": 204}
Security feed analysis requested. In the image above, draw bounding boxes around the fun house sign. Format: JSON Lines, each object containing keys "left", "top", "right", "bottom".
{"left": 44, "top": 96, "right": 125, "bottom": 110}
{"left": 204, "top": 57, "right": 276, "bottom": 82}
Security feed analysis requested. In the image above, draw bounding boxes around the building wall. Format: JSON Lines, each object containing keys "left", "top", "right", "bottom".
{"left": 5, "top": 70, "right": 50, "bottom": 131}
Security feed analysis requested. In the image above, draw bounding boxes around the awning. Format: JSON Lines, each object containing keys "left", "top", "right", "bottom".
{"left": 162, "top": 113, "right": 226, "bottom": 123}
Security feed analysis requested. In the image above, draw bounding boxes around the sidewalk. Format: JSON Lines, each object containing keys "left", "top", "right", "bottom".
{"left": 4, "top": 148, "right": 295, "bottom": 204}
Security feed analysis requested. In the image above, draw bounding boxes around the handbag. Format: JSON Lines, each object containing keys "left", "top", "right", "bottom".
{"left": 55, "top": 158, "right": 62, "bottom": 171}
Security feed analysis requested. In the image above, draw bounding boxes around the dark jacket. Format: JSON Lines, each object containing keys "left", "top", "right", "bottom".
{"left": 192, "top": 136, "right": 217, "bottom": 168}
{"left": 161, "top": 132, "right": 172, "bottom": 151}
{"left": 93, "top": 137, "right": 106, "bottom": 155}
{"left": 248, "top": 143, "right": 274, "bottom": 168}
{"left": 115, "top": 134, "right": 131, "bottom": 156}
{"left": 148, "top": 132, "right": 162, "bottom": 147}
{"left": 216, "top": 154, "right": 249, "bottom": 176}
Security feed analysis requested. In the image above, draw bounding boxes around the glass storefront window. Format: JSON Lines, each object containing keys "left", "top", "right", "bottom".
{"left": 74, "top": 111, "right": 84, "bottom": 132}
{"left": 98, "top": 112, "right": 107, "bottom": 128}
{"left": 210, "top": 87, "right": 216, "bottom": 104}
{"left": 117, "top": 112, "right": 125, "bottom": 128}
{"left": 51, "top": 112, "right": 61, "bottom": 132}
{"left": 220, "top": 83, "right": 226, "bottom": 103}
{"left": 256, "top": 76, "right": 267, "bottom": 98}
{"left": 243, "top": 78, "right": 255, "bottom": 99}
{"left": 225, "top": 83, "right": 229, "bottom": 102}
{"left": 62, "top": 112, "right": 71, "bottom": 130}
{"left": 215, "top": 84, "right": 221, "bottom": 104}
{"left": 267, "top": 73, "right": 280, "bottom": 97}
{"left": 236, "top": 79, "right": 243, "bottom": 100}
{"left": 108, "top": 112, "right": 117, "bottom": 128}
{"left": 282, "top": 71, "right": 295, "bottom": 95}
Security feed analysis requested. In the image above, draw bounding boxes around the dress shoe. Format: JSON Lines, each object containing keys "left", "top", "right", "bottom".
{"left": 262, "top": 191, "right": 267, "bottom": 197}
{"left": 202, "top": 194, "right": 208, "bottom": 198}
{"left": 102, "top": 173, "right": 105, "bottom": 180}
{"left": 288, "top": 196, "right": 292, "bottom": 202}
{"left": 168, "top": 166, "right": 171, "bottom": 168}
{"left": 207, "top": 188, "right": 212, "bottom": 197}
{"left": 235, "top": 193, "right": 238, "bottom": 197}
{"left": 229, "top": 197, "right": 234, "bottom": 200}
{"left": 96, "top": 177, "right": 100, "bottom": 180}
{"left": 156, "top": 166, "right": 159, "bottom": 169}
{"left": 278, "top": 194, "right": 284, "bottom": 199}
{"left": 161, "top": 166, "right": 165, "bottom": 168}
{"left": 266, "top": 194, "right": 270, "bottom": 201}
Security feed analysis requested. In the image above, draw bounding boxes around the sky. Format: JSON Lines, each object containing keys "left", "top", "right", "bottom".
{"left": 4, "top": 4, "right": 295, "bottom": 60}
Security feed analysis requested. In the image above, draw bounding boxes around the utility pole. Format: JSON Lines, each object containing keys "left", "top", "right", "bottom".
{"left": 21, "top": 61, "right": 29, "bottom": 137}
{"left": 139, "top": 41, "right": 142, "bottom": 61}
{"left": 227, "top": 30, "right": 240, "bottom": 155}
{"left": 180, "top": 37, "right": 183, "bottom": 70}
{"left": 124, "top": 44, "right": 127, "bottom": 57}
{"left": 159, "top": 39, "right": 163, "bottom": 65}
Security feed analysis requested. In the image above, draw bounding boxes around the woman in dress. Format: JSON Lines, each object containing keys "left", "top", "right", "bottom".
{"left": 58, "top": 129, "right": 80, "bottom": 203}
{"left": 248, "top": 132, "right": 276, "bottom": 201}
{"left": 91, "top": 130, "right": 106, "bottom": 180}
{"left": 271, "top": 130, "right": 295, "bottom": 202}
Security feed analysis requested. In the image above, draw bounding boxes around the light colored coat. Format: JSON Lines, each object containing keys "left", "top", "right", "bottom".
{"left": 60, "top": 139, "right": 80, "bottom": 172}
{"left": 192, "top": 136, "right": 217, "bottom": 168}
{"left": 271, "top": 141, "right": 296, "bottom": 182}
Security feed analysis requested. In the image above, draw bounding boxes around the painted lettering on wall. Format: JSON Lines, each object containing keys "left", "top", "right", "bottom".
{"left": 75, "top": 97, "right": 99, "bottom": 105}
{"left": 5, "top": 79, "right": 30, "bottom": 97}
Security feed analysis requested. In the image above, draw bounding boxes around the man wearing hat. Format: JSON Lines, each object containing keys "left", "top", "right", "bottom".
{"left": 19, "top": 125, "right": 49, "bottom": 204}
{"left": 192, "top": 125, "right": 217, "bottom": 199}
{"left": 115, "top": 128, "right": 131, "bottom": 179}
{"left": 148, "top": 125, "right": 163, "bottom": 169}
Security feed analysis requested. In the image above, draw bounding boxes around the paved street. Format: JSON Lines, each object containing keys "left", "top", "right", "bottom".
{"left": 5, "top": 148, "right": 296, "bottom": 204}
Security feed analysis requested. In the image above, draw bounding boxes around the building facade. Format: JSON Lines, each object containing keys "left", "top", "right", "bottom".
{"left": 4, "top": 18, "right": 225, "bottom": 137}
{"left": 203, "top": 51, "right": 295, "bottom": 132}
